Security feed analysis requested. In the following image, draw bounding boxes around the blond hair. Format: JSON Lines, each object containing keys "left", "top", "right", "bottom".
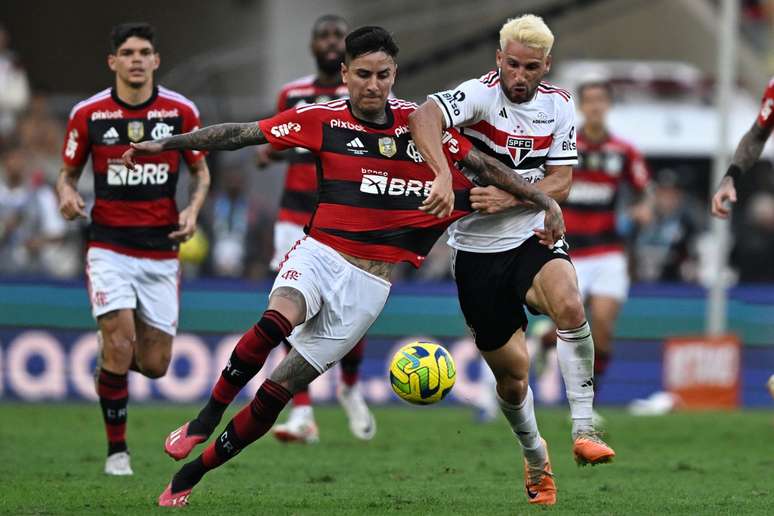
{"left": 499, "top": 14, "right": 554, "bottom": 55}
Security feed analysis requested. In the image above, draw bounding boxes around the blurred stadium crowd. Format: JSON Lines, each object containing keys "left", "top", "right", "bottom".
{"left": 0, "top": 5, "right": 773, "bottom": 283}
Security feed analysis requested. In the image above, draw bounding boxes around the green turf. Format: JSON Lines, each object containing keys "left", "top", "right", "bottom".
{"left": 0, "top": 404, "right": 771, "bottom": 515}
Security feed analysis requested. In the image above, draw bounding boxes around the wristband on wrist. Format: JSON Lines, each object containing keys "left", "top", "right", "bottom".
{"left": 725, "top": 164, "right": 743, "bottom": 182}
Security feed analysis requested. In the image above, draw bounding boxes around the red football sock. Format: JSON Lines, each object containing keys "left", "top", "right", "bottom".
{"left": 340, "top": 337, "right": 366, "bottom": 386}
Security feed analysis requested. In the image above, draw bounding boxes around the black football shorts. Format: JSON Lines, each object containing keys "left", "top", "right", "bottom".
{"left": 452, "top": 235, "right": 572, "bottom": 352}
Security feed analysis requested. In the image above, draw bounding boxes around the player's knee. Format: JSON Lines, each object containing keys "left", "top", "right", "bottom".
{"left": 496, "top": 375, "right": 529, "bottom": 405}
{"left": 139, "top": 360, "right": 169, "bottom": 379}
{"left": 553, "top": 292, "right": 586, "bottom": 329}
{"left": 103, "top": 333, "right": 135, "bottom": 362}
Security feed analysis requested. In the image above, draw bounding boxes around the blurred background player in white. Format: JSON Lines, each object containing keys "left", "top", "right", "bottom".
{"left": 713, "top": 76, "right": 774, "bottom": 219}
{"left": 534, "top": 79, "right": 652, "bottom": 425}
{"left": 257, "top": 15, "right": 375, "bottom": 444}
{"left": 410, "top": 15, "right": 615, "bottom": 504}
{"left": 56, "top": 23, "right": 210, "bottom": 476}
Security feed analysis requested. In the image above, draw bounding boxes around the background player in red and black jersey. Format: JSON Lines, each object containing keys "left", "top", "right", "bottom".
{"left": 560, "top": 80, "right": 652, "bottom": 400}
{"left": 124, "top": 26, "right": 563, "bottom": 507}
{"left": 256, "top": 15, "right": 376, "bottom": 446}
{"left": 55, "top": 23, "right": 210, "bottom": 476}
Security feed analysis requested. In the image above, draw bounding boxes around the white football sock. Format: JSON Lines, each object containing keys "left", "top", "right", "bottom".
{"left": 556, "top": 321, "right": 595, "bottom": 436}
{"left": 497, "top": 386, "right": 546, "bottom": 468}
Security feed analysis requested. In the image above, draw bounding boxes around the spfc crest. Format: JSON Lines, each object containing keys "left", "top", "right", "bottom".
{"left": 506, "top": 136, "right": 533, "bottom": 167}
{"left": 127, "top": 121, "right": 145, "bottom": 142}
{"left": 378, "top": 137, "right": 397, "bottom": 158}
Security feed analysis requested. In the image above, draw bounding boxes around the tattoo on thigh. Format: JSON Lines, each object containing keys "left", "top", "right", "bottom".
{"left": 270, "top": 287, "right": 307, "bottom": 317}
{"left": 269, "top": 348, "right": 320, "bottom": 394}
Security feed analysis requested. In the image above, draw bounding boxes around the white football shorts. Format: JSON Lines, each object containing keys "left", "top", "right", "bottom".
{"left": 85, "top": 247, "right": 180, "bottom": 335}
{"left": 271, "top": 237, "right": 391, "bottom": 373}
{"left": 573, "top": 251, "right": 629, "bottom": 303}
{"left": 270, "top": 221, "right": 307, "bottom": 272}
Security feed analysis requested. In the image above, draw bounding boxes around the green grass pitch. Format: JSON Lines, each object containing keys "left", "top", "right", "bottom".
{"left": 0, "top": 404, "right": 771, "bottom": 515}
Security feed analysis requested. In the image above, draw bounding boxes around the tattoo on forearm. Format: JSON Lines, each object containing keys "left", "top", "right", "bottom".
{"left": 732, "top": 123, "right": 771, "bottom": 173}
{"left": 462, "top": 149, "right": 554, "bottom": 210}
{"left": 161, "top": 123, "right": 266, "bottom": 151}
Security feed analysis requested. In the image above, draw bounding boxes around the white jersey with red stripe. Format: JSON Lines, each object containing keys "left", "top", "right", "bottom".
{"left": 429, "top": 70, "right": 578, "bottom": 252}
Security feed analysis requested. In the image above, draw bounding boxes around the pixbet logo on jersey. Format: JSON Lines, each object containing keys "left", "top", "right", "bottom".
{"left": 270, "top": 122, "right": 301, "bottom": 138}
{"left": 108, "top": 163, "right": 170, "bottom": 186}
{"left": 359, "top": 169, "right": 432, "bottom": 197}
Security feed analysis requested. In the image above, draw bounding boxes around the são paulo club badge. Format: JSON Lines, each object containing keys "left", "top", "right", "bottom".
{"left": 506, "top": 135, "right": 533, "bottom": 167}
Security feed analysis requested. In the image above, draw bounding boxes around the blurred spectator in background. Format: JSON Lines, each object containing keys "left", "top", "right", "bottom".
{"left": 0, "top": 144, "right": 76, "bottom": 276}
{"left": 731, "top": 192, "right": 774, "bottom": 281}
{"left": 0, "top": 24, "right": 30, "bottom": 141}
{"left": 17, "top": 94, "right": 66, "bottom": 186}
{"left": 634, "top": 169, "right": 700, "bottom": 282}
{"left": 204, "top": 167, "right": 273, "bottom": 278}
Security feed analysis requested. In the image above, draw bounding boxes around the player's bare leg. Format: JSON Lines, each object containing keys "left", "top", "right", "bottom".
{"left": 133, "top": 316, "right": 173, "bottom": 378}
{"left": 96, "top": 309, "right": 136, "bottom": 475}
{"left": 526, "top": 259, "right": 615, "bottom": 465}
{"left": 481, "top": 330, "right": 555, "bottom": 505}
{"left": 164, "top": 287, "right": 303, "bottom": 460}
{"left": 272, "top": 341, "right": 320, "bottom": 444}
{"left": 159, "top": 348, "right": 320, "bottom": 507}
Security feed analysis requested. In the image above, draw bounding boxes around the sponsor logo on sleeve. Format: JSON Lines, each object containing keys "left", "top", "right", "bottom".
{"left": 441, "top": 131, "right": 460, "bottom": 154}
{"left": 561, "top": 126, "right": 576, "bottom": 151}
{"left": 761, "top": 98, "right": 774, "bottom": 121}
{"left": 270, "top": 122, "right": 301, "bottom": 138}
{"left": 65, "top": 129, "right": 79, "bottom": 158}
{"left": 440, "top": 90, "right": 466, "bottom": 117}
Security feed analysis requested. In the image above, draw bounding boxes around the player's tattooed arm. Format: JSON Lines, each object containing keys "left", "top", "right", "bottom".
{"left": 461, "top": 148, "right": 558, "bottom": 212}
{"left": 461, "top": 148, "right": 565, "bottom": 245}
{"left": 713, "top": 121, "right": 773, "bottom": 218}
{"left": 122, "top": 123, "right": 267, "bottom": 167}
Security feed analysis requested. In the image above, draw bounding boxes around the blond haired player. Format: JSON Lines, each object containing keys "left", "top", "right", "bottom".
{"left": 410, "top": 14, "right": 615, "bottom": 505}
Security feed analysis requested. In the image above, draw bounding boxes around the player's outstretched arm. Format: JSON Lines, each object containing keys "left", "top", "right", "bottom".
{"left": 408, "top": 102, "right": 455, "bottom": 218}
{"left": 461, "top": 147, "right": 565, "bottom": 246}
{"left": 712, "top": 121, "right": 772, "bottom": 218}
{"left": 122, "top": 123, "right": 267, "bottom": 168}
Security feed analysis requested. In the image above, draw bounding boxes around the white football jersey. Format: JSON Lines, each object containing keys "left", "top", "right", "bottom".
{"left": 429, "top": 70, "right": 578, "bottom": 252}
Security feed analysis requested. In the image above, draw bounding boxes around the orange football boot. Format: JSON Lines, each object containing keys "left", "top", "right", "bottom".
{"left": 524, "top": 438, "right": 557, "bottom": 505}
{"left": 573, "top": 431, "right": 615, "bottom": 465}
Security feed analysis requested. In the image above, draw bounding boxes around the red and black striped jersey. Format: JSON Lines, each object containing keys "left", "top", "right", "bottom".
{"left": 564, "top": 130, "right": 650, "bottom": 257}
{"left": 274, "top": 76, "right": 349, "bottom": 226}
{"left": 62, "top": 86, "right": 205, "bottom": 259}
{"left": 258, "top": 98, "right": 474, "bottom": 266}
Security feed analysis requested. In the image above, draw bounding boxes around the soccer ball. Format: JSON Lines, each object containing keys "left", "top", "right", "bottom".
{"left": 389, "top": 341, "right": 456, "bottom": 405}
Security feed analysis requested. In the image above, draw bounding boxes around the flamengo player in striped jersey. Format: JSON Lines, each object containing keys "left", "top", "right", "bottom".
{"left": 410, "top": 14, "right": 615, "bottom": 502}
{"left": 56, "top": 23, "right": 210, "bottom": 477}
{"left": 260, "top": 15, "right": 377, "bottom": 446}
{"left": 551, "top": 80, "right": 651, "bottom": 414}
{"left": 123, "top": 26, "right": 564, "bottom": 507}
{"left": 712, "top": 76, "right": 774, "bottom": 218}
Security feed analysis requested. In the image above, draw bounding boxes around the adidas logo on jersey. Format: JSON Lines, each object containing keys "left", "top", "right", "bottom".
{"left": 102, "top": 127, "right": 120, "bottom": 144}
{"left": 346, "top": 137, "right": 368, "bottom": 155}
{"left": 498, "top": 107, "right": 507, "bottom": 119}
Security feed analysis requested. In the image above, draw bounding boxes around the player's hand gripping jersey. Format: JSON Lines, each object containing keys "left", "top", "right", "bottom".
{"left": 258, "top": 98, "right": 474, "bottom": 266}
{"left": 430, "top": 70, "right": 577, "bottom": 252}
{"left": 565, "top": 131, "right": 650, "bottom": 257}
{"left": 274, "top": 76, "right": 349, "bottom": 226}
{"left": 62, "top": 86, "right": 205, "bottom": 258}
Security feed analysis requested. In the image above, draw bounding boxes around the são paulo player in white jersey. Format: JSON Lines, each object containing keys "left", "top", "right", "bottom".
{"left": 410, "top": 14, "right": 615, "bottom": 503}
